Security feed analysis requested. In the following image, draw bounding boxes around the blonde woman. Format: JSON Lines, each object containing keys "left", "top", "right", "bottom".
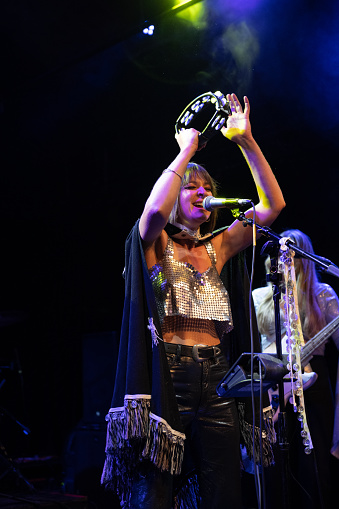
{"left": 253, "top": 229, "right": 339, "bottom": 509}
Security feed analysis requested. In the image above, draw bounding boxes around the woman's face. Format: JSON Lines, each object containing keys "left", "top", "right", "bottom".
{"left": 178, "top": 176, "right": 212, "bottom": 229}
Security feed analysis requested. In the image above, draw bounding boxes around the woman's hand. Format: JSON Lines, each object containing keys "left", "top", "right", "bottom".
{"left": 175, "top": 127, "right": 200, "bottom": 155}
{"left": 216, "top": 93, "right": 285, "bottom": 265}
{"left": 221, "top": 94, "right": 253, "bottom": 147}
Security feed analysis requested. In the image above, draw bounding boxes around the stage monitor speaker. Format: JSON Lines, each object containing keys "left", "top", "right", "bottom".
{"left": 62, "top": 424, "right": 120, "bottom": 508}
{"left": 82, "top": 331, "right": 119, "bottom": 424}
{"left": 216, "top": 353, "right": 288, "bottom": 398}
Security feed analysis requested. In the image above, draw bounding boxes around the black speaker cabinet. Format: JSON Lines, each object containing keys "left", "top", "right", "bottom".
{"left": 63, "top": 423, "right": 120, "bottom": 508}
{"left": 81, "top": 331, "right": 119, "bottom": 424}
{"left": 62, "top": 332, "right": 120, "bottom": 507}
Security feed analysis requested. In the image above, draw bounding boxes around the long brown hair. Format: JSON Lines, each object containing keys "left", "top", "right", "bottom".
{"left": 256, "top": 229, "right": 325, "bottom": 340}
{"left": 168, "top": 162, "right": 219, "bottom": 235}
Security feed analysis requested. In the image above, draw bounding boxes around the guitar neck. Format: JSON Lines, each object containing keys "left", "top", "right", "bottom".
{"left": 301, "top": 315, "right": 339, "bottom": 367}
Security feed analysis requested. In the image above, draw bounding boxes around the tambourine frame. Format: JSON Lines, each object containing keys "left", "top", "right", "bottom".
{"left": 175, "top": 91, "right": 231, "bottom": 149}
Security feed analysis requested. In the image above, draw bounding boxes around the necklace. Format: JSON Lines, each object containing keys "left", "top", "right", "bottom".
{"left": 168, "top": 221, "right": 212, "bottom": 243}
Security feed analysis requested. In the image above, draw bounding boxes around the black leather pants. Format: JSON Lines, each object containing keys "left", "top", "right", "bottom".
{"left": 130, "top": 349, "right": 243, "bottom": 509}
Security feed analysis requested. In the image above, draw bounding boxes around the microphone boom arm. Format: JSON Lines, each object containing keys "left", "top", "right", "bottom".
{"left": 237, "top": 213, "right": 339, "bottom": 278}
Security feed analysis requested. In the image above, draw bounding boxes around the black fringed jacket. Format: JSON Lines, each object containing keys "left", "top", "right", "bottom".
{"left": 101, "top": 220, "right": 274, "bottom": 507}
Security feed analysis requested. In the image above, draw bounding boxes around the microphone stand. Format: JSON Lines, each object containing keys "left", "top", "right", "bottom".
{"left": 234, "top": 212, "right": 339, "bottom": 509}
{"left": 262, "top": 242, "right": 292, "bottom": 509}
{"left": 236, "top": 214, "right": 339, "bottom": 279}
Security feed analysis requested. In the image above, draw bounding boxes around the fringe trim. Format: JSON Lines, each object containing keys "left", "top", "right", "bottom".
{"left": 101, "top": 453, "right": 134, "bottom": 508}
{"left": 101, "top": 396, "right": 185, "bottom": 507}
{"left": 238, "top": 402, "right": 276, "bottom": 468}
{"left": 174, "top": 474, "right": 199, "bottom": 509}
{"left": 124, "top": 396, "right": 151, "bottom": 439}
{"left": 143, "top": 413, "right": 185, "bottom": 475}
{"left": 103, "top": 397, "right": 150, "bottom": 451}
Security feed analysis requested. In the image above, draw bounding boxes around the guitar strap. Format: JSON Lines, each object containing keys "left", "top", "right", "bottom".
{"left": 279, "top": 237, "right": 313, "bottom": 454}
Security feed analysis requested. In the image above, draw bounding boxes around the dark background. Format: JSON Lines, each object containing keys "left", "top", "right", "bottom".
{"left": 1, "top": 0, "right": 339, "bottom": 494}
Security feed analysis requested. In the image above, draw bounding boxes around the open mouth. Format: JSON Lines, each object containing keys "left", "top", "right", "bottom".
{"left": 194, "top": 201, "right": 204, "bottom": 209}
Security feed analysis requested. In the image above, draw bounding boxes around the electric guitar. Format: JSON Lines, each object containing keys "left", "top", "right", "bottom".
{"left": 268, "top": 314, "right": 339, "bottom": 420}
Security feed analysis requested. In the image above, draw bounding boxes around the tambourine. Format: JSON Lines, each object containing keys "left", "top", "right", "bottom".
{"left": 175, "top": 91, "right": 231, "bottom": 149}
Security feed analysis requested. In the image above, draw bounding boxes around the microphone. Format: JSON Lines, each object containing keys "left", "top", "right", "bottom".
{"left": 202, "top": 196, "right": 252, "bottom": 211}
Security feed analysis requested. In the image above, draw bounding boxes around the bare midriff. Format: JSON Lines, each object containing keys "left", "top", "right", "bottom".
{"left": 162, "top": 316, "right": 221, "bottom": 346}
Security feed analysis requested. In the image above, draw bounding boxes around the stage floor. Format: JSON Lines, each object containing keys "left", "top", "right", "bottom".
{"left": 0, "top": 491, "right": 88, "bottom": 509}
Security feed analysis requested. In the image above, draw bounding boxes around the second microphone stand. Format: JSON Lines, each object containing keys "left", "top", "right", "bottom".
{"left": 262, "top": 241, "right": 292, "bottom": 509}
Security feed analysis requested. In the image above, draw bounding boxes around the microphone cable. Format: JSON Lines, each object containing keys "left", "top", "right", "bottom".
{"left": 248, "top": 202, "right": 267, "bottom": 509}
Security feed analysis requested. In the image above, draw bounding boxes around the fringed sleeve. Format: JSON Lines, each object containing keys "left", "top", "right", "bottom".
{"left": 101, "top": 221, "right": 185, "bottom": 507}
{"left": 101, "top": 398, "right": 185, "bottom": 507}
{"left": 237, "top": 401, "right": 276, "bottom": 467}
{"left": 220, "top": 250, "right": 276, "bottom": 468}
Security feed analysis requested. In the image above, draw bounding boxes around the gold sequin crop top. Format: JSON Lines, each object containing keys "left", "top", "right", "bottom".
{"left": 149, "top": 236, "right": 233, "bottom": 335}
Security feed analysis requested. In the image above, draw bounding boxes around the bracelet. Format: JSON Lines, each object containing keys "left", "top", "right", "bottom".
{"left": 162, "top": 168, "right": 183, "bottom": 180}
